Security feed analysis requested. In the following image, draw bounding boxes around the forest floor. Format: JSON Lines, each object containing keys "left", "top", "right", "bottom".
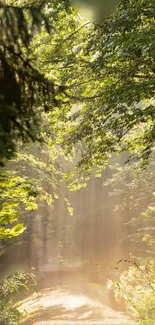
{"left": 18, "top": 277, "right": 135, "bottom": 325}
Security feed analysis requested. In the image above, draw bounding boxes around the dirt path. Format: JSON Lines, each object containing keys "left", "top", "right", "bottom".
{"left": 19, "top": 281, "right": 134, "bottom": 325}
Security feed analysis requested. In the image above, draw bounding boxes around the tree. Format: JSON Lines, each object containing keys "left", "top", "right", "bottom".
{"left": 0, "top": 0, "right": 90, "bottom": 251}
{"left": 0, "top": 0, "right": 76, "bottom": 243}
{"left": 0, "top": 0, "right": 72, "bottom": 165}
{"left": 60, "top": 0, "right": 155, "bottom": 172}
{"left": 113, "top": 258, "right": 155, "bottom": 323}
{"left": 2, "top": 0, "right": 155, "bottom": 172}
{"left": 103, "top": 153, "right": 155, "bottom": 323}
{"left": 0, "top": 2, "right": 93, "bottom": 324}
{"left": 104, "top": 153, "right": 155, "bottom": 255}
{"left": 0, "top": 168, "right": 39, "bottom": 323}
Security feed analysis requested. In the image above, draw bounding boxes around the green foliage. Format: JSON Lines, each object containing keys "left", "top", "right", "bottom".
{"left": 1, "top": 2, "right": 155, "bottom": 324}
{"left": 0, "top": 0, "right": 72, "bottom": 165}
{"left": 0, "top": 1, "right": 49, "bottom": 163}
{"left": 0, "top": 170, "right": 38, "bottom": 239}
{"left": 1, "top": 0, "right": 155, "bottom": 171}
{"left": 113, "top": 258, "right": 155, "bottom": 324}
{"left": 60, "top": 0, "right": 155, "bottom": 171}
{"left": 104, "top": 155, "right": 155, "bottom": 322}
{"left": 0, "top": 1, "right": 51, "bottom": 46}
{"left": 103, "top": 151, "right": 155, "bottom": 254}
{"left": 10, "top": 134, "right": 67, "bottom": 207}
{"left": 0, "top": 272, "right": 36, "bottom": 325}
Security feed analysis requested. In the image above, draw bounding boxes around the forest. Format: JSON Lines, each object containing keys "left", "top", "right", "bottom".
{"left": 0, "top": 0, "right": 155, "bottom": 324}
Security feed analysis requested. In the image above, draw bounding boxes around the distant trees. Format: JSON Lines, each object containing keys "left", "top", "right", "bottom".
{"left": 104, "top": 152, "right": 155, "bottom": 322}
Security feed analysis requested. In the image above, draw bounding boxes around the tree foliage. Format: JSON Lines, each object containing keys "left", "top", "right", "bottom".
{"left": 104, "top": 152, "right": 155, "bottom": 255}
{"left": 0, "top": 170, "right": 38, "bottom": 239}
{"left": 1, "top": 0, "right": 155, "bottom": 169}
{"left": 60, "top": 0, "right": 155, "bottom": 171}
{"left": 0, "top": 1, "right": 155, "bottom": 323}
{"left": 104, "top": 154, "right": 155, "bottom": 322}
{"left": 113, "top": 258, "right": 155, "bottom": 324}
{"left": 0, "top": 272, "right": 36, "bottom": 325}
{"left": 0, "top": 0, "right": 72, "bottom": 164}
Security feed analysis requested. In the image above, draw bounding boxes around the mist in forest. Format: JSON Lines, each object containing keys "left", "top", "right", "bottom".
{"left": 0, "top": 149, "right": 150, "bottom": 318}
{"left": 0, "top": 156, "right": 133, "bottom": 284}
{"left": 1, "top": 1, "right": 155, "bottom": 323}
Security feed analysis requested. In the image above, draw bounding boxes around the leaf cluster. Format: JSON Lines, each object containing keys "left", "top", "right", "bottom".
{"left": 0, "top": 170, "right": 38, "bottom": 239}
{"left": 114, "top": 257, "right": 155, "bottom": 324}
{"left": 60, "top": 0, "right": 155, "bottom": 171}
{"left": 0, "top": 272, "right": 35, "bottom": 325}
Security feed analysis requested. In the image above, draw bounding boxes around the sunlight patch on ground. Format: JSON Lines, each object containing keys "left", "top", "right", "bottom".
{"left": 33, "top": 318, "right": 137, "bottom": 325}
{"left": 19, "top": 288, "right": 92, "bottom": 314}
{"left": 19, "top": 285, "right": 134, "bottom": 325}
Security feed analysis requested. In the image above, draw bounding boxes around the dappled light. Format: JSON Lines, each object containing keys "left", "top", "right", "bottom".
{"left": 0, "top": 0, "right": 155, "bottom": 324}
{"left": 19, "top": 282, "right": 132, "bottom": 325}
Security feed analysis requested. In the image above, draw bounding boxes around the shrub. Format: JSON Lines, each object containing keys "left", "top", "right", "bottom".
{"left": 0, "top": 272, "right": 36, "bottom": 325}
{"left": 113, "top": 258, "right": 155, "bottom": 325}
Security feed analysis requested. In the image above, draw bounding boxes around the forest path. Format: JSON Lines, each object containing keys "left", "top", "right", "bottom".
{"left": 19, "top": 279, "right": 133, "bottom": 325}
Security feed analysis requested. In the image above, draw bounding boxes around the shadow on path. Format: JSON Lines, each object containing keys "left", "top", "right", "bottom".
{"left": 19, "top": 282, "right": 131, "bottom": 325}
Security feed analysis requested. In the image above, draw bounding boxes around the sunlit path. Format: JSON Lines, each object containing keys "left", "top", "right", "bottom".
{"left": 19, "top": 280, "right": 134, "bottom": 325}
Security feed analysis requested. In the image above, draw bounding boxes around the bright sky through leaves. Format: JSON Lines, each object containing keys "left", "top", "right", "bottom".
{"left": 72, "top": 0, "right": 120, "bottom": 22}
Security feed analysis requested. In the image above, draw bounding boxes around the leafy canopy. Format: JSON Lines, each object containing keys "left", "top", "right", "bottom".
{"left": 0, "top": 0, "right": 71, "bottom": 165}
{"left": 60, "top": 0, "right": 155, "bottom": 171}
